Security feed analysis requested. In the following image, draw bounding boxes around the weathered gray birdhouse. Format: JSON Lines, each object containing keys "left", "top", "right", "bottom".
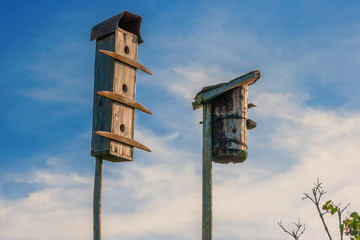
{"left": 192, "top": 70, "right": 260, "bottom": 164}
{"left": 90, "top": 11, "right": 152, "bottom": 163}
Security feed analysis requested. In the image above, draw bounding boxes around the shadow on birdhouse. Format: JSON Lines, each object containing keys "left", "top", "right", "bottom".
{"left": 90, "top": 11, "right": 152, "bottom": 163}
{"left": 192, "top": 70, "right": 260, "bottom": 164}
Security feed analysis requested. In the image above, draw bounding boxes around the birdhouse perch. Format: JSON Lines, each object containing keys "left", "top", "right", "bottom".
{"left": 193, "top": 70, "right": 260, "bottom": 163}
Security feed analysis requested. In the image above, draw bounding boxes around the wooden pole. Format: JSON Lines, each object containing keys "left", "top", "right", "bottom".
{"left": 93, "top": 158, "right": 103, "bottom": 240}
{"left": 202, "top": 102, "right": 213, "bottom": 240}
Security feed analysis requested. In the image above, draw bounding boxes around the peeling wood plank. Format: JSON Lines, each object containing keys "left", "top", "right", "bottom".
{"left": 91, "top": 28, "right": 139, "bottom": 162}
{"left": 91, "top": 33, "right": 116, "bottom": 158}
{"left": 109, "top": 28, "right": 138, "bottom": 160}
{"left": 211, "top": 86, "right": 248, "bottom": 164}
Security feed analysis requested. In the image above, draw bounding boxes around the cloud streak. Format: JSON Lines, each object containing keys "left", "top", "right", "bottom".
{"left": 2, "top": 2, "right": 360, "bottom": 240}
{"left": 1, "top": 90, "right": 360, "bottom": 240}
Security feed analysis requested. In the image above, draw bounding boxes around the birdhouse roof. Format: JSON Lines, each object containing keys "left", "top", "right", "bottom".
{"left": 192, "top": 70, "right": 260, "bottom": 110}
{"left": 90, "top": 11, "right": 143, "bottom": 44}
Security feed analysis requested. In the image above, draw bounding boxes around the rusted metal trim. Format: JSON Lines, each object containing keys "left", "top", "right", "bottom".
{"left": 213, "top": 115, "right": 247, "bottom": 121}
{"left": 212, "top": 137, "right": 248, "bottom": 148}
{"left": 98, "top": 49, "right": 152, "bottom": 75}
{"left": 95, "top": 131, "right": 151, "bottom": 152}
{"left": 97, "top": 91, "right": 152, "bottom": 114}
{"left": 90, "top": 11, "right": 143, "bottom": 43}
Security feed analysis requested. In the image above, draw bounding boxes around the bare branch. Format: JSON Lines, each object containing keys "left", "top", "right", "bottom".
{"left": 278, "top": 219, "right": 305, "bottom": 240}
{"left": 293, "top": 218, "right": 306, "bottom": 238}
{"left": 302, "top": 193, "right": 316, "bottom": 205}
{"left": 341, "top": 203, "right": 350, "bottom": 214}
{"left": 335, "top": 202, "right": 350, "bottom": 240}
{"left": 303, "top": 179, "right": 332, "bottom": 240}
{"left": 282, "top": 179, "right": 352, "bottom": 240}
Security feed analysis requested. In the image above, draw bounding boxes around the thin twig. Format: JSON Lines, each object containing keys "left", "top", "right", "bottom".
{"left": 337, "top": 202, "right": 350, "bottom": 240}
{"left": 302, "top": 178, "right": 332, "bottom": 240}
{"left": 278, "top": 218, "right": 305, "bottom": 240}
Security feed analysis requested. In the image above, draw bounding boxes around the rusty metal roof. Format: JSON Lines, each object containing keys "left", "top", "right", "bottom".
{"left": 90, "top": 11, "right": 143, "bottom": 44}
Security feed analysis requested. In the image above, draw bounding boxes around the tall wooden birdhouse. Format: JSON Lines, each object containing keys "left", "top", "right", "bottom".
{"left": 192, "top": 70, "right": 260, "bottom": 164}
{"left": 90, "top": 11, "right": 152, "bottom": 163}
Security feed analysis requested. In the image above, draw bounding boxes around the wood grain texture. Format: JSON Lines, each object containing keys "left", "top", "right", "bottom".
{"left": 95, "top": 131, "right": 151, "bottom": 152}
{"left": 91, "top": 28, "right": 140, "bottom": 162}
{"left": 91, "top": 33, "right": 116, "bottom": 158}
{"left": 192, "top": 70, "right": 260, "bottom": 110}
{"left": 98, "top": 49, "right": 152, "bottom": 75}
{"left": 97, "top": 91, "right": 152, "bottom": 114}
{"left": 109, "top": 28, "right": 138, "bottom": 161}
{"left": 93, "top": 158, "right": 103, "bottom": 240}
{"left": 211, "top": 86, "right": 248, "bottom": 163}
{"left": 202, "top": 102, "right": 213, "bottom": 240}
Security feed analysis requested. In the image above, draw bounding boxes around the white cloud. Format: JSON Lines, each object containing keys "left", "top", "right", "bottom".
{"left": 3, "top": 3, "right": 360, "bottom": 240}
{"left": 149, "top": 64, "right": 235, "bottom": 103}
{"left": 1, "top": 91, "right": 360, "bottom": 240}
{"left": 0, "top": 168, "right": 93, "bottom": 240}
{"left": 6, "top": 35, "right": 360, "bottom": 239}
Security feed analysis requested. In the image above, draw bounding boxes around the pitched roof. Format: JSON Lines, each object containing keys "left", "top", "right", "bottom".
{"left": 192, "top": 70, "right": 260, "bottom": 110}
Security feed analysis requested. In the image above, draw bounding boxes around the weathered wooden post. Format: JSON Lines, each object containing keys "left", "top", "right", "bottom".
{"left": 192, "top": 70, "right": 261, "bottom": 239}
{"left": 90, "top": 11, "right": 152, "bottom": 240}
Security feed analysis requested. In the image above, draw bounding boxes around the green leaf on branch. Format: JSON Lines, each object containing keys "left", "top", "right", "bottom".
{"left": 323, "top": 200, "right": 332, "bottom": 210}
{"left": 351, "top": 212, "right": 359, "bottom": 219}
{"left": 331, "top": 206, "right": 338, "bottom": 215}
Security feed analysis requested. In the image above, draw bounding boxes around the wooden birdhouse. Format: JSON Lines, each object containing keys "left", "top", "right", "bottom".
{"left": 192, "top": 70, "right": 260, "bottom": 164}
{"left": 90, "top": 11, "right": 152, "bottom": 163}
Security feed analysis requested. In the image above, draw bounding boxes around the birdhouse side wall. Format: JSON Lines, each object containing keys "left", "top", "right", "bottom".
{"left": 211, "top": 86, "right": 248, "bottom": 163}
{"left": 91, "top": 33, "right": 116, "bottom": 158}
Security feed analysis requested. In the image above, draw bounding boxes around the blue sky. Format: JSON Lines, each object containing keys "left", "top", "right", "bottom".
{"left": 1, "top": 1, "right": 360, "bottom": 239}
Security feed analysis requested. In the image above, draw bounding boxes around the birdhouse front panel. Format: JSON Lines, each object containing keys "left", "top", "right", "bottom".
{"left": 110, "top": 28, "right": 138, "bottom": 160}
{"left": 91, "top": 28, "right": 139, "bottom": 162}
{"left": 211, "top": 86, "right": 248, "bottom": 164}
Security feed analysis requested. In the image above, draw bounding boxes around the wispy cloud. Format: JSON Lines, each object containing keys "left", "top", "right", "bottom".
{"left": 0, "top": 165, "right": 93, "bottom": 240}
{"left": 1, "top": 91, "right": 360, "bottom": 240}
{"left": 2, "top": 2, "right": 360, "bottom": 240}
